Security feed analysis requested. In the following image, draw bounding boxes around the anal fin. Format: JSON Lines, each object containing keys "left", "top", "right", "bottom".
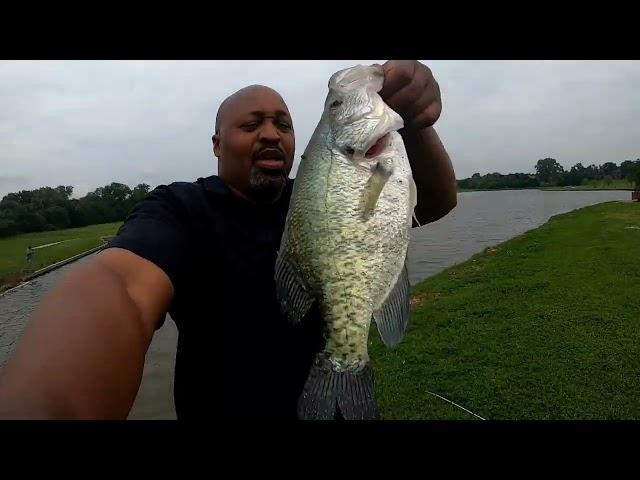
{"left": 372, "top": 257, "right": 410, "bottom": 348}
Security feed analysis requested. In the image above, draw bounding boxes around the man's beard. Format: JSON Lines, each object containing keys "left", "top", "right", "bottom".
{"left": 247, "top": 165, "right": 288, "bottom": 204}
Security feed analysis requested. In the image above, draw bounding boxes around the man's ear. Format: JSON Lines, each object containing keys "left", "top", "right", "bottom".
{"left": 212, "top": 133, "right": 221, "bottom": 158}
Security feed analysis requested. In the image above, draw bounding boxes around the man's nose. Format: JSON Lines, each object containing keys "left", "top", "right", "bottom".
{"left": 258, "top": 121, "right": 280, "bottom": 143}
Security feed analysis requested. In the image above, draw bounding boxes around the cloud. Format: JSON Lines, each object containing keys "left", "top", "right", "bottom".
{"left": 0, "top": 60, "right": 638, "bottom": 198}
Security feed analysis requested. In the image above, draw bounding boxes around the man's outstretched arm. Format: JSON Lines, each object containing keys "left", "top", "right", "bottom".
{"left": 0, "top": 248, "right": 173, "bottom": 419}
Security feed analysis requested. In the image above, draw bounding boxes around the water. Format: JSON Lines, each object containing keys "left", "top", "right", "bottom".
{"left": 408, "top": 189, "right": 631, "bottom": 284}
{"left": 0, "top": 189, "right": 632, "bottom": 419}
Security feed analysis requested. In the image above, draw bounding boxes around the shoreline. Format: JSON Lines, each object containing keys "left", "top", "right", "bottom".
{"left": 0, "top": 243, "right": 108, "bottom": 296}
{"left": 0, "top": 223, "right": 120, "bottom": 294}
{"left": 458, "top": 187, "right": 636, "bottom": 193}
{"left": 371, "top": 200, "right": 640, "bottom": 419}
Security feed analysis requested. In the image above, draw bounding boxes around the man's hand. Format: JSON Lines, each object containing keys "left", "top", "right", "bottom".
{"left": 377, "top": 60, "right": 457, "bottom": 226}
{"left": 379, "top": 60, "right": 442, "bottom": 132}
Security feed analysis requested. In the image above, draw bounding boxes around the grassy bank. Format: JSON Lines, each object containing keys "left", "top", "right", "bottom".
{"left": 0, "top": 222, "right": 122, "bottom": 291}
{"left": 370, "top": 201, "right": 640, "bottom": 419}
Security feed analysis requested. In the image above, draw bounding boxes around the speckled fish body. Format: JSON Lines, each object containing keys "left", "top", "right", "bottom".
{"left": 275, "top": 64, "right": 417, "bottom": 420}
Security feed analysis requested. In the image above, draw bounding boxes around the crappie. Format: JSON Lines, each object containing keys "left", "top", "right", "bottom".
{"left": 275, "top": 64, "right": 417, "bottom": 420}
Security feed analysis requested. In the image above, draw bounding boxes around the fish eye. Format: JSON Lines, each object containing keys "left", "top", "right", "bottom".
{"left": 344, "top": 146, "right": 355, "bottom": 155}
{"left": 330, "top": 100, "right": 343, "bottom": 108}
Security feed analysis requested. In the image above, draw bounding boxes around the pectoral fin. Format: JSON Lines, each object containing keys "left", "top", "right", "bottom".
{"left": 410, "top": 175, "right": 421, "bottom": 227}
{"left": 360, "top": 162, "right": 392, "bottom": 221}
{"left": 274, "top": 250, "right": 314, "bottom": 325}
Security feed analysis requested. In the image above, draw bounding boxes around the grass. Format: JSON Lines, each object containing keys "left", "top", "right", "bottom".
{"left": 370, "top": 201, "right": 640, "bottom": 419}
{"left": 0, "top": 222, "right": 122, "bottom": 291}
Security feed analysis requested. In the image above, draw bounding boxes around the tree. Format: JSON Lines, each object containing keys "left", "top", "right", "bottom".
{"left": 15, "top": 211, "right": 48, "bottom": 233}
{"left": 101, "top": 182, "right": 132, "bottom": 206}
{"left": 130, "top": 183, "right": 150, "bottom": 203}
{"left": 561, "top": 163, "right": 587, "bottom": 186}
{"left": 535, "top": 158, "right": 565, "bottom": 184}
{"left": 633, "top": 163, "right": 640, "bottom": 190}
{"left": 621, "top": 160, "right": 640, "bottom": 181}
{"left": 0, "top": 219, "right": 17, "bottom": 237}
{"left": 584, "top": 164, "right": 600, "bottom": 180}
{"left": 601, "top": 162, "right": 618, "bottom": 179}
{"left": 126, "top": 183, "right": 151, "bottom": 215}
{"left": 43, "top": 206, "right": 71, "bottom": 229}
{"left": 0, "top": 181, "right": 158, "bottom": 237}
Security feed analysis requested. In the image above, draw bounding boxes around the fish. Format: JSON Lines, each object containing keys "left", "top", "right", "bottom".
{"left": 275, "top": 64, "right": 417, "bottom": 420}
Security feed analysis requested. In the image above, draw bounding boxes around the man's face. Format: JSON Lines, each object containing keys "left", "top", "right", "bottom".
{"left": 213, "top": 87, "right": 295, "bottom": 203}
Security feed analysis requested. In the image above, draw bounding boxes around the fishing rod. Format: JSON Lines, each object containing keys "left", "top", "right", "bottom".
{"left": 426, "top": 390, "right": 487, "bottom": 420}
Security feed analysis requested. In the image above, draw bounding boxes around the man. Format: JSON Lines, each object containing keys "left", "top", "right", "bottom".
{"left": 26, "top": 246, "right": 34, "bottom": 272}
{"left": 0, "top": 60, "right": 457, "bottom": 420}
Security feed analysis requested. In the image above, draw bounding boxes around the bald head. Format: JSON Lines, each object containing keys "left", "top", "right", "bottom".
{"left": 212, "top": 84, "right": 295, "bottom": 204}
{"left": 215, "top": 85, "right": 288, "bottom": 134}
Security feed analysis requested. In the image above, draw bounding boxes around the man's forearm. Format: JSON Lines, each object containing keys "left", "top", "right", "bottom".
{"left": 401, "top": 126, "right": 458, "bottom": 226}
{"left": 0, "top": 260, "right": 152, "bottom": 419}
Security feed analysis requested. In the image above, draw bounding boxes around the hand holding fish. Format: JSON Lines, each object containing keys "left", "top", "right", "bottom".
{"left": 379, "top": 60, "right": 442, "bottom": 132}
{"left": 379, "top": 60, "right": 457, "bottom": 226}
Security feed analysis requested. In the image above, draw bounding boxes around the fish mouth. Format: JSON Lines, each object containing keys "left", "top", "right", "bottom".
{"left": 364, "top": 133, "right": 391, "bottom": 159}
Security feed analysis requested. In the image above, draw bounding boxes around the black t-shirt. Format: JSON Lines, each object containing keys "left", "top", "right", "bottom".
{"left": 106, "top": 175, "right": 324, "bottom": 420}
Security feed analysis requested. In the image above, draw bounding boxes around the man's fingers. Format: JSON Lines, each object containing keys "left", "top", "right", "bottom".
{"left": 405, "top": 86, "right": 435, "bottom": 124}
{"left": 379, "top": 60, "right": 416, "bottom": 100}
{"left": 408, "top": 99, "right": 442, "bottom": 130}
{"left": 385, "top": 85, "right": 419, "bottom": 119}
{"left": 385, "top": 74, "right": 431, "bottom": 119}
{"left": 378, "top": 60, "right": 442, "bottom": 130}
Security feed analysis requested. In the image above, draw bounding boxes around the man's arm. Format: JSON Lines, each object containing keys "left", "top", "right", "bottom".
{"left": 380, "top": 60, "right": 458, "bottom": 225}
{"left": 401, "top": 126, "right": 457, "bottom": 225}
{"left": 0, "top": 248, "right": 173, "bottom": 419}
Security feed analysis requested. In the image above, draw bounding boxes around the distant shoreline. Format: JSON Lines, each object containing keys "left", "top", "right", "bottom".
{"left": 458, "top": 187, "right": 636, "bottom": 193}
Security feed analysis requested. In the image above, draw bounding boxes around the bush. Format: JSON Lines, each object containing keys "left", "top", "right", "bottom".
{"left": 16, "top": 212, "right": 47, "bottom": 233}
{"left": 0, "top": 219, "right": 17, "bottom": 238}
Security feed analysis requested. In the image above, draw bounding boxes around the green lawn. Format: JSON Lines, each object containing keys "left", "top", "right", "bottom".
{"left": 0, "top": 222, "right": 122, "bottom": 290}
{"left": 370, "top": 201, "right": 640, "bottom": 419}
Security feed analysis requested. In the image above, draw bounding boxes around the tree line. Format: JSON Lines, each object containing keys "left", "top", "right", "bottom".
{"left": 0, "top": 182, "right": 151, "bottom": 238}
{"left": 458, "top": 159, "right": 640, "bottom": 191}
{"left": 3, "top": 158, "right": 639, "bottom": 238}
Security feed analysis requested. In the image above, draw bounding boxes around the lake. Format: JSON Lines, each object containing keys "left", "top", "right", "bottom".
{"left": 0, "top": 189, "right": 632, "bottom": 419}
{"left": 408, "top": 189, "right": 631, "bottom": 284}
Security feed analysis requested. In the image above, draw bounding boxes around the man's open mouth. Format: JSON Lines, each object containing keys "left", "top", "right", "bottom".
{"left": 255, "top": 159, "right": 285, "bottom": 170}
{"left": 255, "top": 148, "right": 286, "bottom": 170}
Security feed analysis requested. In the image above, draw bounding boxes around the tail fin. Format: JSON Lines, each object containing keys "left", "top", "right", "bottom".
{"left": 297, "top": 354, "right": 379, "bottom": 420}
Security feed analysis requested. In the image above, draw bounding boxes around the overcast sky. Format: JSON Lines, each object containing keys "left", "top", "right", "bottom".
{"left": 1, "top": 60, "right": 639, "bottom": 199}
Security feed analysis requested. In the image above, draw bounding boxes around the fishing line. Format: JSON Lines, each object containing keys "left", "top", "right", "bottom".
{"left": 426, "top": 390, "right": 487, "bottom": 420}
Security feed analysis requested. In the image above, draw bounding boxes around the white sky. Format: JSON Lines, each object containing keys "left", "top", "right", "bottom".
{"left": 1, "top": 60, "right": 638, "bottom": 199}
